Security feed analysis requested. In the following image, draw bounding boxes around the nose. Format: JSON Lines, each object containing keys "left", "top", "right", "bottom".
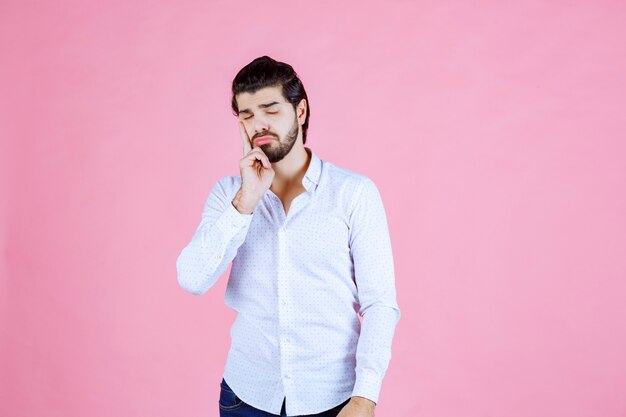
{"left": 252, "top": 114, "right": 270, "bottom": 136}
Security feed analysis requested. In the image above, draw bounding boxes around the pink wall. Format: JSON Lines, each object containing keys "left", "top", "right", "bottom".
{"left": 2, "top": 1, "right": 625, "bottom": 416}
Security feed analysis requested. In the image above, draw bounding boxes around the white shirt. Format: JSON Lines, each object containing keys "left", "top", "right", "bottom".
{"left": 176, "top": 147, "right": 401, "bottom": 416}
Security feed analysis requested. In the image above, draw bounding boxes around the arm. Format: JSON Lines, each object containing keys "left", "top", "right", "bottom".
{"left": 348, "top": 177, "right": 401, "bottom": 406}
{"left": 177, "top": 120, "right": 274, "bottom": 296}
{"left": 176, "top": 177, "right": 254, "bottom": 295}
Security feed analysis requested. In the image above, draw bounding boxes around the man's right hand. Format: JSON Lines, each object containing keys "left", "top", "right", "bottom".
{"left": 232, "top": 121, "right": 275, "bottom": 214}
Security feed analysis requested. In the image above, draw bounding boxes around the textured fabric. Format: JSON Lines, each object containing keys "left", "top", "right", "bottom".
{"left": 177, "top": 146, "right": 400, "bottom": 416}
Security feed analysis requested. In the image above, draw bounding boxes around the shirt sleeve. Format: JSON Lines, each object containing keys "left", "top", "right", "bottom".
{"left": 176, "top": 177, "right": 254, "bottom": 295}
{"left": 348, "top": 177, "right": 401, "bottom": 405}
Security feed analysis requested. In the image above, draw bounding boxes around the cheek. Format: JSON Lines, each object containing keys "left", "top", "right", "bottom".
{"left": 241, "top": 121, "right": 253, "bottom": 135}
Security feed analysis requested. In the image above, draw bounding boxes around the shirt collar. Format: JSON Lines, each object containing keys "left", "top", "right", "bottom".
{"left": 302, "top": 146, "right": 322, "bottom": 192}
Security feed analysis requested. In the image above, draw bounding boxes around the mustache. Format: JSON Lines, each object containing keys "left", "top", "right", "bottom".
{"left": 253, "top": 132, "right": 278, "bottom": 140}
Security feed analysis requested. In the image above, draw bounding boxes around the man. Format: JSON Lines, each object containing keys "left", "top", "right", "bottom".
{"left": 176, "top": 56, "right": 400, "bottom": 417}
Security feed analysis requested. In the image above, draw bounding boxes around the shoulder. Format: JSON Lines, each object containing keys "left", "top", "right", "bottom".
{"left": 213, "top": 175, "right": 242, "bottom": 193}
{"left": 203, "top": 175, "right": 242, "bottom": 202}
{"left": 323, "top": 160, "right": 373, "bottom": 189}
{"left": 323, "top": 160, "right": 378, "bottom": 199}
{"left": 216, "top": 175, "right": 242, "bottom": 188}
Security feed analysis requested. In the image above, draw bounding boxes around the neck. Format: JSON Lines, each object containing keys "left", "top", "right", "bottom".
{"left": 271, "top": 145, "right": 311, "bottom": 192}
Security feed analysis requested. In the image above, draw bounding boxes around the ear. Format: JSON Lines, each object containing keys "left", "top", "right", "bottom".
{"left": 296, "top": 98, "right": 307, "bottom": 125}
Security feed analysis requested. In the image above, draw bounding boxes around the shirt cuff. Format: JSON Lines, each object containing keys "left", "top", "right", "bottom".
{"left": 351, "top": 368, "right": 382, "bottom": 405}
{"left": 214, "top": 200, "right": 254, "bottom": 237}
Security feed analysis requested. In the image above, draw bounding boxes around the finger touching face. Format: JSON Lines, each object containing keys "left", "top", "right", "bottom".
{"left": 236, "top": 86, "right": 294, "bottom": 146}
{"left": 239, "top": 121, "right": 252, "bottom": 154}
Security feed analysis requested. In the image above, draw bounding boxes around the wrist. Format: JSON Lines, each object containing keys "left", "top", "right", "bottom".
{"left": 232, "top": 191, "right": 254, "bottom": 215}
{"left": 350, "top": 396, "right": 376, "bottom": 409}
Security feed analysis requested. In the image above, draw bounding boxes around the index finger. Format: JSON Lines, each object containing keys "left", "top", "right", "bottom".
{"left": 239, "top": 121, "right": 252, "bottom": 155}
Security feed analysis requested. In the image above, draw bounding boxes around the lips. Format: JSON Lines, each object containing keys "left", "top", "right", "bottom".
{"left": 255, "top": 136, "right": 274, "bottom": 145}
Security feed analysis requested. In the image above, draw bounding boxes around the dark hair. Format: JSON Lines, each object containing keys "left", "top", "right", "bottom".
{"left": 231, "top": 56, "right": 311, "bottom": 144}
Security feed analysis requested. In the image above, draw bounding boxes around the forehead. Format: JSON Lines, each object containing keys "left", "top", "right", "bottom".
{"left": 236, "top": 85, "right": 287, "bottom": 109}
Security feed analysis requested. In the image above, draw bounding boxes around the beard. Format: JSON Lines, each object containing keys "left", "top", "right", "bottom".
{"left": 257, "top": 113, "right": 299, "bottom": 163}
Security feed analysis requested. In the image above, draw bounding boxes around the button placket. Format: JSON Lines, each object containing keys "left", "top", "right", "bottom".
{"left": 277, "top": 224, "right": 290, "bottom": 385}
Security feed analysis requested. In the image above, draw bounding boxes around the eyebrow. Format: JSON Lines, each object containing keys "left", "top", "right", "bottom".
{"left": 238, "top": 101, "right": 281, "bottom": 115}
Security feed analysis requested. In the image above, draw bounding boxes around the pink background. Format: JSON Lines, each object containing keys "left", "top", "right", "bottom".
{"left": 2, "top": 1, "right": 625, "bottom": 416}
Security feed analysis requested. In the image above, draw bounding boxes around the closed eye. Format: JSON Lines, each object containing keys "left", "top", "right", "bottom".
{"left": 244, "top": 111, "right": 278, "bottom": 120}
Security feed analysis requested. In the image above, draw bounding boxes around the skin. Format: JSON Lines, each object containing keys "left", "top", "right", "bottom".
{"left": 232, "top": 85, "right": 310, "bottom": 216}
{"left": 231, "top": 85, "right": 377, "bottom": 416}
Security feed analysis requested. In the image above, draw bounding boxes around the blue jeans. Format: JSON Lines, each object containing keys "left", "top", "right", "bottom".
{"left": 218, "top": 377, "right": 351, "bottom": 417}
